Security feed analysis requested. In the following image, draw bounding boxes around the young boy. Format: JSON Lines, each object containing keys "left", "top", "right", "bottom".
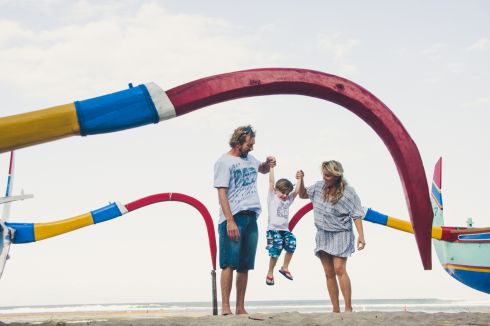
{"left": 265, "top": 165, "right": 303, "bottom": 285}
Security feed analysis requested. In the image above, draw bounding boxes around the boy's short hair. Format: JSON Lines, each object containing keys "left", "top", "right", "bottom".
{"left": 275, "top": 178, "right": 294, "bottom": 194}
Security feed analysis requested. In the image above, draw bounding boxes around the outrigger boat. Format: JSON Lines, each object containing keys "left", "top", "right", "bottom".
{"left": 363, "top": 158, "right": 490, "bottom": 294}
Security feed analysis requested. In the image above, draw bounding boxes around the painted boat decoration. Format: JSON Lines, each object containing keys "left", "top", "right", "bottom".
{"left": 363, "top": 158, "right": 490, "bottom": 294}
{"left": 1, "top": 193, "right": 217, "bottom": 270}
{"left": 0, "top": 190, "right": 219, "bottom": 314}
{"left": 0, "top": 151, "right": 33, "bottom": 279}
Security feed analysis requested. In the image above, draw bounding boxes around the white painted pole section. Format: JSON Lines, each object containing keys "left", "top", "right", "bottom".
{"left": 145, "top": 82, "right": 176, "bottom": 121}
{"left": 116, "top": 201, "right": 129, "bottom": 215}
{"left": 1, "top": 151, "right": 14, "bottom": 221}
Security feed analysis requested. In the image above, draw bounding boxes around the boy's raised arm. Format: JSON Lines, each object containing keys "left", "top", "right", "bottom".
{"left": 269, "top": 166, "right": 275, "bottom": 192}
{"left": 295, "top": 170, "right": 307, "bottom": 199}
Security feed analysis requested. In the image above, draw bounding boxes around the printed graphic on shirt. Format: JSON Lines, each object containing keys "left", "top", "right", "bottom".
{"left": 228, "top": 164, "right": 257, "bottom": 206}
{"left": 276, "top": 200, "right": 289, "bottom": 218}
{"left": 233, "top": 167, "right": 257, "bottom": 187}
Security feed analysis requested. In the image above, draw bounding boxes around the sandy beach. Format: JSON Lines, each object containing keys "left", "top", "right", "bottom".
{"left": 2, "top": 310, "right": 490, "bottom": 325}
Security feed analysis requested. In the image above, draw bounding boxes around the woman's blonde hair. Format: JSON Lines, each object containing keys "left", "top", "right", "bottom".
{"left": 322, "top": 160, "right": 347, "bottom": 204}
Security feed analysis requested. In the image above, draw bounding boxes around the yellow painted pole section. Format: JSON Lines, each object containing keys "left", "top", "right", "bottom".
{"left": 0, "top": 103, "right": 80, "bottom": 153}
{"left": 34, "top": 212, "right": 94, "bottom": 241}
{"left": 386, "top": 216, "right": 443, "bottom": 240}
{"left": 443, "top": 264, "right": 490, "bottom": 273}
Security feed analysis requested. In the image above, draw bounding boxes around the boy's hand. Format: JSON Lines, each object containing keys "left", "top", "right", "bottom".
{"left": 296, "top": 170, "right": 304, "bottom": 179}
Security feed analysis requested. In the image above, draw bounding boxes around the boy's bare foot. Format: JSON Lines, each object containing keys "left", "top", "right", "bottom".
{"left": 236, "top": 309, "right": 248, "bottom": 315}
{"left": 344, "top": 307, "right": 353, "bottom": 313}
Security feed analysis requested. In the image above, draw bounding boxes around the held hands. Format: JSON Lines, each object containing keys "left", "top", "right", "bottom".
{"left": 296, "top": 170, "right": 304, "bottom": 180}
{"left": 266, "top": 156, "right": 276, "bottom": 168}
{"left": 357, "top": 236, "right": 366, "bottom": 250}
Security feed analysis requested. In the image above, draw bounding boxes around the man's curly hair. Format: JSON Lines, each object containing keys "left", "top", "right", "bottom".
{"left": 229, "top": 125, "right": 256, "bottom": 147}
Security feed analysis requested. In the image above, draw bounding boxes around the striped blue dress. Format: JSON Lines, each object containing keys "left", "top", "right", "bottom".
{"left": 306, "top": 182, "right": 364, "bottom": 258}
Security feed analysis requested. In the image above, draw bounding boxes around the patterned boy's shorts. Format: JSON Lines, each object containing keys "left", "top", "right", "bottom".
{"left": 266, "top": 230, "right": 296, "bottom": 257}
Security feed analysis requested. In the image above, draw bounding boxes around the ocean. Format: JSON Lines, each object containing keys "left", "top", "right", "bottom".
{"left": 1, "top": 299, "right": 490, "bottom": 316}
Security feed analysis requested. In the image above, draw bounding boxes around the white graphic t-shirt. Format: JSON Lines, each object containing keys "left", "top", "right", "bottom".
{"left": 214, "top": 153, "right": 261, "bottom": 224}
{"left": 267, "top": 190, "right": 295, "bottom": 231}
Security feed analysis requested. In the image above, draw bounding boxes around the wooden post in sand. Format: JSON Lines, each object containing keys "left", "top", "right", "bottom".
{"left": 211, "top": 270, "right": 218, "bottom": 315}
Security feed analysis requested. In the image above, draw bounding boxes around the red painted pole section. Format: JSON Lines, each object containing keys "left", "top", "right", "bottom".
{"left": 125, "top": 193, "right": 217, "bottom": 270}
{"left": 289, "top": 202, "right": 313, "bottom": 232}
{"left": 433, "top": 157, "right": 442, "bottom": 190}
{"left": 166, "top": 68, "right": 433, "bottom": 269}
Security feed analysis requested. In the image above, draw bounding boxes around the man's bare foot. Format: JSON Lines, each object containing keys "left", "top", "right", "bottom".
{"left": 236, "top": 309, "right": 248, "bottom": 315}
{"left": 332, "top": 307, "right": 341, "bottom": 313}
{"left": 222, "top": 305, "right": 232, "bottom": 316}
{"left": 344, "top": 307, "right": 353, "bottom": 313}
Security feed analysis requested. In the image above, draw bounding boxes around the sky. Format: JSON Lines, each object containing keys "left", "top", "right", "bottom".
{"left": 0, "top": 0, "right": 489, "bottom": 306}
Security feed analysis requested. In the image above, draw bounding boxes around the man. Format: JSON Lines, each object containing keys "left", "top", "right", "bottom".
{"left": 213, "top": 125, "right": 275, "bottom": 315}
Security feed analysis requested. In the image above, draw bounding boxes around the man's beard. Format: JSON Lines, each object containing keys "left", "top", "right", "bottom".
{"left": 239, "top": 149, "right": 249, "bottom": 158}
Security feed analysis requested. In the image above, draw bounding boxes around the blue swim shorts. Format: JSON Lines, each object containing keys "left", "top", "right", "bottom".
{"left": 218, "top": 211, "right": 258, "bottom": 272}
{"left": 266, "top": 230, "right": 296, "bottom": 257}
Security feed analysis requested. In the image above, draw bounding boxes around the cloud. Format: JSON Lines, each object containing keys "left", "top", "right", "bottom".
{"left": 0, "top": 2, "right": 273, "bottom": 103}
{"left": 317, "top": 33, "right": 359, "bottom": 76}
{"left": 419, "top": 43, "right": 446, "bottom": 61}
{"left": 463, "top": 96, "right": 490, "bottom": 109}
{"left": 467, "top": 38, "right": 490, "bottom": 51}
{"left": 447, "top": 62, "right": 465, "bottom": 73}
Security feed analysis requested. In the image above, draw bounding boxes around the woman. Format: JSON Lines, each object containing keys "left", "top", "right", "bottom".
{"left": 297, "top": 160, "right": 365, "bottom": 313}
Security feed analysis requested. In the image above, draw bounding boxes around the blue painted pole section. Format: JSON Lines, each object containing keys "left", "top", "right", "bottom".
{"left": 75, "top": 84, "right": 159, "bottom": 136}
{"left": 458, "top": 233, "right": 490, "bottom": 241}
{"left": 431, "top": 184, "right": 443, "bottom": 207}
{"left": 5, "top": 222, "right": 35, "bottom": 244}
{"left": 4, "top": 175, "right": 11, "bottom": 197}
{"left": 363, "top": 208, "right": 389, "bottom": 226}
{"left": 91, "top": 203, "right": 123, "bottom": 224}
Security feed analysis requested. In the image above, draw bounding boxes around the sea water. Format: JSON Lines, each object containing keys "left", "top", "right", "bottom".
{"left": 1, "top": 299, "right": 490, "bottom": 316}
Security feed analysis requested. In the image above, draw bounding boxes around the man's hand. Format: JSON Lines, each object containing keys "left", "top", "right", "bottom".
{"left": 266, "top": 156, "right": 276, "bottom": 168}
{"left": 227, "top": 220, "right": 240, "bottom": 241}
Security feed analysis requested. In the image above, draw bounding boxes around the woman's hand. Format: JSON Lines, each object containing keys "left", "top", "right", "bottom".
{"left": 357, "top": 236, "right": 366, "bottom": 250}
{"left": 296, "top": 170, "right": 304, "bottom": 179}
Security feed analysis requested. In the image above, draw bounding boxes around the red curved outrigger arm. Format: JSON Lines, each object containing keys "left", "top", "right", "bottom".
{"left": 289, "top": 203, "right": 313, "bottom": 232}
{"left": 125, "top": 193, "right": 216, "bottom": 270}
{"left": 167, "top": 68, "right": 433, "bottom": 269}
